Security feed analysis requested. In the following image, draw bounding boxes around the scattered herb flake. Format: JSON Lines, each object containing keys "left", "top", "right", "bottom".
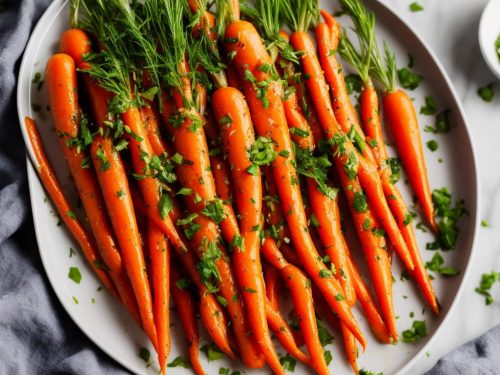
{"left": 402, "top": 320, "right": 427, "bottom": 343}
{"left": 409, "top": 2, "right": 424, "bottom": 12}
{"left": 477, "top": 83, "right": 494, "bottom": 102}
{"left": 201, "top": 344, "right": 224, "bottom": 362}
{"left": 425, "top": 252, "right": 460, "bottom": 277}
{"left": 475, "top": 271, "right": 500, "bottom": 305}
{"left": 420, "top": 96, "right": 437, "bottom": 115}
{"left": 68, "top": 267, "right": 82, "bottom": 284}
{"left": 279, "top": 353, "right": 297, "bottom": 372}
{"left": 138, "top": 347, "right": 152, "bottom": 367}
{"left": 167, "top": 356, "right": 190, "bottom": 368}
{"left": 426, "top": 140, "right": 438, "bottom": 152}
{"left": 481, "top": 220, "right": 490, "bottom": 228}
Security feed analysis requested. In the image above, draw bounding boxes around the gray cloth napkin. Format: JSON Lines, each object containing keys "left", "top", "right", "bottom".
{"left": 0, "top": 0, "right": 128, "bottom": 374}
{"left": 1, "top": 0, "right": 499, "bottom": 374}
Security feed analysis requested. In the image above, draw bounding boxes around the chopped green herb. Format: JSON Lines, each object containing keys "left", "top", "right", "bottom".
{"left": 95, "top": 146, "right": 111, "bottom": 172}
{"left": 201, "top": 344, "right": 224, "bottom": 361}
{"left": 324, "top": 350, "right": 333, "bottom": 366}
{"left": 481, "top": 220, "right": 490, "bottom": 228}
{"left": 219, "top": 115, "right": 233, "bottom": 125}
{"left": 319, "top": 269, "right": 332, "bottom": 278}
{"left": 477, "top": 83, "right": 494, "bottom": 102}
{"left": 475, "top": 271, "right": 500, "bottom": 305}
{"left": 138, "top": 347, "right": 152, "bottom": 367}
{"left": 409, "top": 2, "right": 424, "bottom": 12}
{"left": 202, "top": 198, "right": 226, "bottom": 224}
{"left": 397, "top": 67, "right": 423, "bottom": 90}
{"left": 420, "top": 96, "right": 437, "bottom": 115}
{"left": 176, "top": 187, "right": 193, "bottom": 196}
{"left": 430, "top": 187, "right": 468, "bottom": 250}
{"left": 353, "top": 191, "right": 368, "bottom": 213}
{"left": 344, "top": 74, "right": 363, "bottom": 94}
{"left": 373, "top": 228, "right": 386, "bottom": 237}
{"left": 425, "top": 252, "right": 460, "bottom": 277}
{"left": 69, "top": 247, "right": 76, "bottom": 258}
{"left": 289, "top": 127, "right": 310, "bottom": 138}
{"left": 363, "top": 218, "right": 371, "bottom": 230}
{"left": 217, "top": 295, "right": 228, "bottom": 307}
{"left": 386, "top": 157, "right": 402, "bottom": 184}
{"left": 403, "top": 211, "right": 417, "bottom": 226}
{"left": 158, "top": 193, "right": 173, "bottom": 220}
{"left": 426, "top": 140, "right": 438, "bottom": 152}
{"left": 310, "top": 213, "right": 320, "bottom": 228}
{"left": 280, "top": 353, "right": 296, "bottom": 372}
{"left": 402, "top": 320, "right": 427, "bottom": 343}
{"left": 68, "top": 267, "right": 82, "bottom": 284}
{"left": 243, "top": 286, "right": 257, "bottom": 293}
{"left": 249, "top": 136, "right": 277, "bottom": 166}
{"left": 197, "top": 241, "right": 222, "bottom": 293}
{"left": 344, "top": 151, "right": 358, "bottom": 180}
{"left": 317, "top": 319, "right": 335, "bottom": 347}
{"left": 167, "top": 356, "right": 190, "bottom": 368}
{"left": 72, "top": 296, "right": 79, "bottom": 304}
{"left": 359, "top": 369, "right": 383, "bottom": 375}
{"left": 66, "top": 210, "right": 77, "bottom": 220}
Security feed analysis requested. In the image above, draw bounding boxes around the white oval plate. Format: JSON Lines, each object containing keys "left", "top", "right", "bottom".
{"left": 17, "top": 0, "right": 479, "bottom": 374}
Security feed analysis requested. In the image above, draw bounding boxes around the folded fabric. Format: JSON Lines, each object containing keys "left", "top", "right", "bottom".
{"left": 426, "top": 324, "right": 500, "bottom": 375}
{"left": 0, "top": 0, "right": 128, "bottom": 374}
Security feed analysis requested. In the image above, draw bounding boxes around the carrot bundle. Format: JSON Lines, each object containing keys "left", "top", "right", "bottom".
{"left": 30, "top": 0, "right": 448, "bottom": 373}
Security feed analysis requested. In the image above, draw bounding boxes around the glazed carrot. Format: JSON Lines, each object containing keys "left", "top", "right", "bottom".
{"left": 264, "top": 264, "right": 281, "bottom": 311}
{"left": 383, "top": 91, "right": 437, "bottom": 231}
{"left": 82, "top": 81, "right": 158, "bottom": 348}
{"left": 59, "top": 28, "right": 158, "bottom": 347}
{"left": 59, "top": 29, "right": 90, "bottom": 67}
{"left": 212, "top": 87, "right": 283, "bottom": 374}
{"left": 339, "top": 0, "right": 437, "bottom": 231}
{"left": 345, "top": 255, "right": 391, "bottom": 343}
{"left": 147, "top": 221, "right": 170, "bottom": 374}
{"left": 337, "top": 164, "right": 398, "bottom": 341}
{"left": 265, "top": 300, "right": 311, "bottom": 366}
{"left": 131, "top": 173, "right": 235, "bottom": 359}
{"left": 45, "top": 53, "right": 140, "bottom": 323}
{"left": 152, "top": 3, "right": 262, "bottom": 362}
{"left": 141, "top": 104, "right": 171, "bottom": 157}
{"left": 261, "top": 241, "right": 329, "bottom": 373}
{"left": 171, "top": 266, "right": 206, "bottom": 375}
{"left": 24, "top": 116, "right": 115, "bottom": 293}
{"left": 361, "top": 85, "right": 439, "bottom": 315}
{"left": 337, "top": 1, "right": 439, "bottom": 314}
{"left": 288, "top": 26, "right": 414, "bottom": 274}
{"left": 224, "top": 18, "right": 365, "bottom": 348}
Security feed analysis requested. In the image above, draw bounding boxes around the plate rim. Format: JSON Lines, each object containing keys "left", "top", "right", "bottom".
{"left": 17, "top": 0, "right": 481, "bottom": 374}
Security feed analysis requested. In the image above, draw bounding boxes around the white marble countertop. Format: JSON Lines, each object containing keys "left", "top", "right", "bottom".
{"left": 376, "top": 0, "right": 500, "bottom": 373}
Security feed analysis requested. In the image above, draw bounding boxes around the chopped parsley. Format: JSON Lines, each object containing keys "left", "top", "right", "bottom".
{"left": 402, "top": 320, "right": 427, "bottom": 343}
{"left": 197, "top": 241, "right": 222, "bottom": 293}
{"left": 481, "top": 220, "right": 490, "bottom": 228}
{"left": 344, "top": 74, "right": 363, "bottom": 94}
{"left": 344, "top": 151, "right": 358, "bottom": 180}
{"left": 317, "top": 319, "right": 335, "bottom": 346}
{"left": 386, "top": 157, "right": 402, "bottom": 184}
{"left": 324, "top": 350, "right": 333, "bottom": 366}
{"left": 353, "top": 191, "right": 368, "bottom": 213}
{"left": 359, "top": 370, "right": 383, "bottom": 375}
{"left": 420, "top": 96, "right": 437, "bottom": 115}
{"left": 175, "top": 278, "right": 191, "bottom": 290}
{"left": 201, "top": 343, "right": 224, "bottom": 361}
{"left": 202, "top": 198, "right": 226, "bottom": 224}
{"left": 95, "top": 146, "right": 111, "bottom": 172}
{"left": 279, "top": 353, "right": 296, "bottom": 372}
{"left": 425, "top": 110, "right": 451, "bottom": 134}
{"left": 409, "top": 2, "right": 424, "bottom": 12}
{"left": 319, "top": 269, "right": 332, "bottom": 278}
{"left": 477, "top": 83, "right": 494, "bottom": 102}
{"left": 397, "top": 67, "right": 423, "bottom": 90}
{"left": 475, "top": 271, "right": 500, "bottom": 305}
{"left": 158, "top": 193, "right": 173, "bottom": 220}
{"left": 68, "top": 267, "right": 82, "bottom": 284}
{"left": 138, "top": 347, "right": 152, "bottom": 367}
{"left": 426, "top": 140, "right": 438, "bottom": 152}
{"left": 167, "top": 356, "right": 190, "bottom": 368}
{"left": 425, "top": 252, "right": 460, "bottom": 277}
{"left": 429, "top": 187, "right": 468, "bottom": 250}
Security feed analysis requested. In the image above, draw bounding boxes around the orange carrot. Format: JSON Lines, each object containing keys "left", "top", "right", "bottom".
{"left": 24, "top": 116, "right": 115, "bottom": 293}
{"left": 171, "top": 266, "right": 206, "bottom": 375}
{"left": 147, "top": 221, "right": 170, "bottom": 373}
{"left": 265, "top": 300, "right": 311, "bottom": 366}
{"left": 360, "top": 84, "right": 439, "bottom": 314}
{"left": 59, "top": 29, "right": 91, "bottom": 67}
{"left": 383, "top": 91, "right": 437, "bottom": 231}
{"left": 212, "top": 87, "right": 283, "bottom": 374}
{"left": 262, "top": 241, "right": 329, "bottom": 374}
{"left": 45, "top": 53, "right": 140, "bottom": 323}
{"left": 163, "top": 57, "right": 264, "bottom": 368}
{"left": 264, "top": 264, "right": 281, "bottom": 311}
{"left": 224, "top": 19, "right": 365, "bottom": 348}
